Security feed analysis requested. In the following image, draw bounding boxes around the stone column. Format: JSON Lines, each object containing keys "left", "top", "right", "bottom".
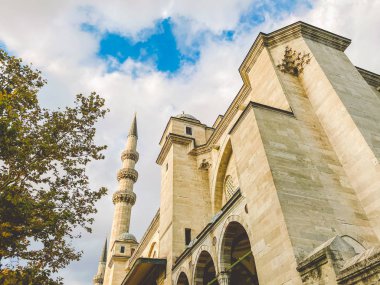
{"left": 217, "top": 272, "right": 230, "bottom": 285}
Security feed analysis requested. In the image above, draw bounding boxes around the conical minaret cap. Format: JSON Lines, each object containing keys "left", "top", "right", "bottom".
{"left": 100, "top": 238, "right": 107, "bottom": 262}
{"left": 128, "top": 113, "right": 138, "bottom": 138}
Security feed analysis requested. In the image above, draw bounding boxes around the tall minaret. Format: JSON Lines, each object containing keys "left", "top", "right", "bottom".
{"left": 93, "top": 239, "right": 107, "bottom": 285}
{"left": 103, "top": 114, "right": 139, "bottom": 285}
{"left": 109, "top": 114, "right": 139, "bottom": 246}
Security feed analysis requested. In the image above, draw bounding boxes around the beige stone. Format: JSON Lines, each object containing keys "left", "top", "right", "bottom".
{"left": 94, "top": 22, "right": 380, "bottom": 285}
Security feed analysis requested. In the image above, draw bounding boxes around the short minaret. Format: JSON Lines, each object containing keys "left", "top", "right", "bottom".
{"left": 103, "top": 114, "right": 139, "bottom": 285}
{"left": 93, "top": 239, "right": 107, "bottom": 285}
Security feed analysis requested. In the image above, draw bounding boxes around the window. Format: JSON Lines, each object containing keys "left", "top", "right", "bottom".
{"left": 185, "top": 126, "right": 192, "bottom": 135}
{"left": 120, "top": 246, "right": 125, "bottom": 253}
{"left": 185, "top": 228, "right": 191, "bottom": 246}
{"left": 166, "top": 163, "right": 168, "bottom": 172}
{"left": 131, "top": 248, "right": 135, "bottom": 256}
{"left": 224, "top": 175, "right": 236, "bottom": 200}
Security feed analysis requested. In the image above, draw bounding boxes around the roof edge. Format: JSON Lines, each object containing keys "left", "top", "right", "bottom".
{"left": 239, "top": 21, "right": 351, "bottom": 83}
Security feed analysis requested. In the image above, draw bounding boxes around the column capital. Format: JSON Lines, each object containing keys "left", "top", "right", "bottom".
{"left": 217, "top": 272, "right": 230, "bottom": 285}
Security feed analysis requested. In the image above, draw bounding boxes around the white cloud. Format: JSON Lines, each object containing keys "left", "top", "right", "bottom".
{"left": 0, "top": 0, "right": 379, "bottom": 284}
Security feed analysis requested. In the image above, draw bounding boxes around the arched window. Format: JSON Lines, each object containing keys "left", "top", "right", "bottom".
{"left": 224, "top": 175, "right": 236, "bottom": 200}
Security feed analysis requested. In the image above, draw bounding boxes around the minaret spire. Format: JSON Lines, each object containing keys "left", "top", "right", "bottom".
{"left": 93, "top": 238, "right": 107, "bottom": 285}
{"left": 128, "top": 113, "right": 138, "bottom": 137}
{"left": 100, "top": 239, "right": 107, "bottom": 262}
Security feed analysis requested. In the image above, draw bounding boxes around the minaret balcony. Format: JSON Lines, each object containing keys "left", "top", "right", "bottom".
{"left": 121, "top": 149, "right": 139, "bottom": 162}
{"left": 117, "top": 168, "right": 138, "bottom": 183}
{"left": 112, "top": 190, "right": 136, "bottom": 205}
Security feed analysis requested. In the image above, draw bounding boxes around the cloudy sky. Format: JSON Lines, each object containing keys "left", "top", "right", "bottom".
{"left": 1, "top": 0, "right": 379, "bottom": 284}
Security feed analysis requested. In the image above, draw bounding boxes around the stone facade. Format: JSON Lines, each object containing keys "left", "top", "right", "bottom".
{"left": 94, "top": 22, "right": 380, "bottom": 285}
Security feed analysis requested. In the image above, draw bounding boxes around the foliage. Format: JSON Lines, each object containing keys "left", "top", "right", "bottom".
{"left": 0, "top": 49, "right": 108, "bottom": 283}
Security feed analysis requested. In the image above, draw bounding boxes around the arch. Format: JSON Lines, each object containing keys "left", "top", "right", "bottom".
{"left": 211, "top": 139, "right": 233, "bottom": 214}
{"left": 341, "top": 235, "right": 366, "bottom": 254}
{"left": 219, "top": 219, "right": 259, "bottom": 284}
{"left": 148, "top": 242, "right": 157, "bottom": 258}
{"left": 177, "top": 272, "right": 190, "bottom": 285}
{"left": 193, "top": 250, "right": 217, "bottom": 285}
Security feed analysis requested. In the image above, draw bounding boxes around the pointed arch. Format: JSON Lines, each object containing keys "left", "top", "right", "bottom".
{"left": 218, "top": 216, "right": 259, "bottom": 284}
{"left": 176, "top": 272, "right": 190, "bottom": 285}
{"left": 211, "top": 139, "right": 232, "bottom": 214}
{"left": 193, "top": 249, "right": 217, "bottom": 285}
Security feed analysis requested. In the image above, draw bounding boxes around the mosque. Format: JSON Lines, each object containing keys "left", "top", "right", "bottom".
{"left": 93, "top": 21, "right": 380, "bottom": 285}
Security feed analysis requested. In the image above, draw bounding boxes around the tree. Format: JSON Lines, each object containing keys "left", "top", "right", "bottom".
{"left": 0, "top": 49, "right": 108, "bottom": 284}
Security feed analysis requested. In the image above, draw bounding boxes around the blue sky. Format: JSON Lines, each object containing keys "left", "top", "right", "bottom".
{"left": 81, "top": 0, "right": 312, "bottom": 74}
{"left": 1, "top": 0, "right": 379, "bottom": 284}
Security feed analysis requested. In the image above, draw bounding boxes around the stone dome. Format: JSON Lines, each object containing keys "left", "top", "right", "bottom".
{"left": 175, "top": 112, "right": 200, "bottom": 122}
{"left": 118, "top": 232, "right": 137, "bottom": 242}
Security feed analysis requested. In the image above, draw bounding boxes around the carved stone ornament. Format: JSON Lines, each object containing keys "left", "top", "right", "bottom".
{"left": 121, "top": 150, "right": 139, "bottom": 162}
{"left": 93, "top": 274, "right": 104, "bottom": 284}
{"left": 199, "top": 159, "right": 211, "bottom": 170}
{"left": 112, "top": 190, "right": 136, "bottom": 205}
{"left": 117, "top": 168, "right": 138, "bottom": 182}
{"left": 277, "top": 46, "right": 311, "bottom": 76}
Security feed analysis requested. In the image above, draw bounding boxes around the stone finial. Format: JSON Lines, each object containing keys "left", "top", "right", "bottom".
{"left": 128, "top": 113, "right": 138, "bottom": 138}
{"left": 277, "top": 46, "right": 311, "bottom": 76}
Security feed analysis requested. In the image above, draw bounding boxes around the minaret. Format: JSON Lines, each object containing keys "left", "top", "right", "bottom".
{"left": 93, "top": 239, "right": 107, "bottom": 285}
{"left": 103, "top": 114, "right": 139, "bottom": 285}
{"left": 109, "top": 114, "right": 139, "bottom": 246}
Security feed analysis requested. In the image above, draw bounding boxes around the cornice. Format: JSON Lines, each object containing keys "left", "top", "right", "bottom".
{"left": 156, "top": 133, "right": 194, "bottom": 165}
{"left": 228, "top": 102, "right": 294, "bottom": 136}
{"left": 337, "top": 247, "right": 380, "bottom": 284}
{"left": 356, "top": 66, "right": 380, "bottom": 87}
{"left": 240, "top": 22, "right": 351, "bottom": 81}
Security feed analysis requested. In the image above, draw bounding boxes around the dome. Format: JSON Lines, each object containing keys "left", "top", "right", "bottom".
{"left": 175, "top": 112, "right": 200, "bottom": 122}
{"left": 118, "top": 232, "right": 137, "bottom": 242}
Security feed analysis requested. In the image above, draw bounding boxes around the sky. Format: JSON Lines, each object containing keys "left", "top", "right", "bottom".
{"left": 1, "top": 0, "right": 379, "bottom": 284}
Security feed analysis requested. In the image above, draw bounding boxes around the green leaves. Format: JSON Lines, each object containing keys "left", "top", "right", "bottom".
{"left": 0, "top": 49, "right": 109, "bottom": 283}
